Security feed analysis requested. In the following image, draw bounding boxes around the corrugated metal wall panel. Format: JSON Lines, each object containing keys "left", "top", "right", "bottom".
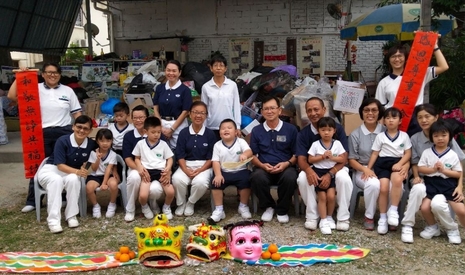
{"left": 0, "top": 0, "right": 82, "bottom": 55}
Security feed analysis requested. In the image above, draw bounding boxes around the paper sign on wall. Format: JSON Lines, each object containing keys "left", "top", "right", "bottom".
{"left": 333, "top": 82, "right": 365, "bottom": 113}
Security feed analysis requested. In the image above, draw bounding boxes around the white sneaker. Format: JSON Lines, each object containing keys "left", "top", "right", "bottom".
{"left": 92, "top": 204, "right": 101, "bottom": 218}
{"left": 151, "top": 202, "right": 160, "bottom": 215}
{"left": 304, "top": 219, "right": 318, "bottom": 230}
{"left": 377, "top": 219, "right": 388, "bottom": 235}
{"left": 447, "top": 229, "right": 462, "bottom": 244}
{"left": 124, "top": 211, "right": 135, "bottom": 222}
{"left": 327, "top": 216, "right": 336, "bottom": 229}
{"left": 277, "top": 214, "right": 289, "bottom": 223}
{"left": 67, "top": 216, "right": 79, "bottom": 228}
{"left": 184, "top": 202, "right": 195, "bottom": 216}
{"left": 141, "top": 205, "right": 154, "bottom": 219}
{"left": 175, "top": 204, "right": 186, "bottom": 216}
{"left": 162, "top": 206, "right": 173, "bottom": 220}
{"left": 49, "top": 224, "right": 63, "bottom": 234}
{"left": 420, "top": 225, "right": 441, "bottom": 239}
{"left": 336, "top": 220, "right": 350, "bottom": 231}
{"left": 387, "top": 209, "right": 399, "bottom": 226}
{"left": 105, "top": 203, "right": 116, "bottom": 218}
{"left": 22, "top": 205, "right": 35, "bottom": 213}
{"left": 319, "top": 220, "right": 332, "bottom": 235}
{"left": 238, "top": 205, "right": 252, "bottom": 219}
{"left": 401, "top": 226, "right": 414, "bottom": 243}
{"left": 261, "top": 207, "right": 275, "bottom": 222}
{"left": 210, "top": 209, "right": 226, "bottom": 222}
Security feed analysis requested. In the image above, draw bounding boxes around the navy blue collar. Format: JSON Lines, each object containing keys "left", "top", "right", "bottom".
{"left": 43, "top": 83, "right": 61, "bottom": 89}
{"left": 389, "top": 73, "right": 402, "bottom": 80}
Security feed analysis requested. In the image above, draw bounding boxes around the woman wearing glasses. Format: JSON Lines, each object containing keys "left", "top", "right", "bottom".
{"left": 375, "top": 35, "right": 448, "bottom": 136}
{"left": 153, "top": 60, "right": 192, "bottom": 149}
{"left": 8, "top": 63, "right": 82, "bottom": 213}
{"left": 172, "top": 101, "right": 216, "bottom": 216}
{"left": 37, "top": 115, "right": 96, "bottom": 233}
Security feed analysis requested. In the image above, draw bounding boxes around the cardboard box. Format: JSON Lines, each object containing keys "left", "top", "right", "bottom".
{"left": 84, "top": 100, "right": 103, "bottom": 119}
{"left": 342, "top": 113, "right": 363, "bottom": 135}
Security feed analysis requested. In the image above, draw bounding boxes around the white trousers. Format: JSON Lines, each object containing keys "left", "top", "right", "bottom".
{"left": 125, "top": 168, "right": 163, "bottom": 213}
{"left": 353, "top": 170, "right": 381, "bottom": 219}
{"left": 401, "top": 183, "right": 426, "bottom": 227}
{"left": 431, "top": 194, "right": 458, "bottom": 230}
{"left": 298, "top": 166, "right": 353, "bottom": 221}
{"left": 162, "top": 118, "right": 188, "bottom": 149}
{"left": 172, "top": 160, "right": 212, "bottom": 206}
{"left": 38, "top": 164, "right": 81, "bottom": 226}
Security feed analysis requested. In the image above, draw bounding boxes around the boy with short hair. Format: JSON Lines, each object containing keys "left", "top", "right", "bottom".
{"left": 132, "top": 117, "right": 175, "bottom": 219}
{"left": 109, "top": 102, "right": 134, "bottom": 181}
{"left": 210, "top": 119, "right": 253, "bottom": 222}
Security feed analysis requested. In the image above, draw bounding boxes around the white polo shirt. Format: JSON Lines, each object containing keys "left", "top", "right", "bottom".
{"left": 108, "top": 122, "right": 134, "bottom": 150}
{"left": 39, "top": 83, "right": 81, "bottom": 128}
{"left": 212, "top": 138, "right": 251, "bottom": 172}
{"left": 308, "top": 139, "right": 346, "bottom": 169}
{"left": 418, "top": 146, "right": 462, "bottom": 178}
{"left": 132, "top": 139, "right": 174, "bottom": 170}
{"left": 372, "top": 130, "right": 412, "bottom": 158}
{"left": 88, "top": 150, "right": 118, "bottom": 176}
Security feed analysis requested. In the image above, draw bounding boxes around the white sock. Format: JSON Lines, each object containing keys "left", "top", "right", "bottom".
{"left": 215, "top": 205, "right": 224, "bottom": 211}
{"left": 430, "top": 223, "right": 439, "bottom": 229}
{"left": 163, "top": 204, "right": 170, "bottom": 210}
{"left": 389, "top": 206, "right": 398, "bottom": 212}
{"left": 380, "top": 213, "right": 387, "bottom": 220}
{"left": 321, "top": 217, "right": 327, "bottom": 222}
{"left": 403, "top": 225, "right": 412, "bottom": 229}
{"left": 93, "top": 203, "right": 100, "bottom": 209}
{"left": 239, "top": 203, "right": 247, "bottom": 208}
{"left": 108, "top": 202, "right": 116, "bottom": 207}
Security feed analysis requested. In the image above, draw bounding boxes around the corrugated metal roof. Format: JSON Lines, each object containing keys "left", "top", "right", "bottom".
{"left": 0, "top": 0, "right": 82, "bottom": 55}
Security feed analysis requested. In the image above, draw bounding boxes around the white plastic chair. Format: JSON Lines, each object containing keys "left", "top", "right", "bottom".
{"left": 79, "top": 154, "right": 128, "bottom": 218}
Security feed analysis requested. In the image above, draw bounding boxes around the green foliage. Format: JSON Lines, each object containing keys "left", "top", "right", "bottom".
{"left": 430, "top": 32, "right": 465, "bottom": 111}
{"left": 62, "top": 42, "right": 88, "bottom": 63}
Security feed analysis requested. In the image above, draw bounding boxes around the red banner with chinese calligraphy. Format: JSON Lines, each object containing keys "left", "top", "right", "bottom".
{"left": 393, "top": 31, "right": 437, "bottom": 132}
{"left": 16, "top": 71, "right": 44, "bottom": 178}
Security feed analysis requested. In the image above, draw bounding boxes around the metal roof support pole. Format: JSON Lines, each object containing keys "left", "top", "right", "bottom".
{"left": 85, "top": 0, "right": 93, "bottom": 56}
{"left": 420, "top": 0, "right": 432, "bottom": 103}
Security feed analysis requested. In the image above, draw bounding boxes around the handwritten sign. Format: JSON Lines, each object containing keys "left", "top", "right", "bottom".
{"left": 16, "top": 71, "right": 44, "bottom": 178}
{"left": 82, "top": 62, "right": 112, "bottom": 82}
{"left": 333, "top": 81, "right": 365, "bottom": 113}
{"left": 393, "top": 31, "right": 437, "bottom": 131}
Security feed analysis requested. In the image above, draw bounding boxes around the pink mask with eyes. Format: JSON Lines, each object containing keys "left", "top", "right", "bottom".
{"left": 228, "top": 224, "right": 262, "bottom": 261}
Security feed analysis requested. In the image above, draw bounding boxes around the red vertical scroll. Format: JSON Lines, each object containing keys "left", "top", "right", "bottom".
{"left": 393, "top": 31, "right": 437, "bottom": 132}
{"left": 16, "top": 71, "right": 44, "bottom": 178}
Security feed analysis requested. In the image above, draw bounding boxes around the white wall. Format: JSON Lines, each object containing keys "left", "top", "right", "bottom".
{"left": 110, "top": 0, "right": 385, "bottom": 81}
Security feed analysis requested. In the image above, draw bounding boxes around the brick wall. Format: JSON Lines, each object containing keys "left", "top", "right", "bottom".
{"left": 111, "top": 0, "right": 386, "bottom": 82}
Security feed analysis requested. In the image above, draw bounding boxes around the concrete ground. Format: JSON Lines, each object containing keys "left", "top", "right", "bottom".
{"left": 0, "top": 132, "right": 29, "bottom": 207}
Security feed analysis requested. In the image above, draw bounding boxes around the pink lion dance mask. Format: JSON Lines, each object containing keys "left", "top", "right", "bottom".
{"left": 225, "top": 220, "right": 263, "bottom": 262}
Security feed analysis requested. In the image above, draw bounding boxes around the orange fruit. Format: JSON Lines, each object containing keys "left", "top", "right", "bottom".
{"left": 271, "top": 252, "right": 281, "bottom": 261}
{"left": 268, "top": 244, "right": 278, "bottom": 254}
{"left": 128, "top": 250, "right": 136, "bottom": 259}
{"left": 261, "top": 251, "right": 271, "bottom": 259}
{"left": 114, "top": 252, "right": 121, "bottom": 260}
{"left": 119, "top": 253, "right": 130, "bottom": 262}
{"left": 119, "top": 246, "right": 130, "bottom": 254}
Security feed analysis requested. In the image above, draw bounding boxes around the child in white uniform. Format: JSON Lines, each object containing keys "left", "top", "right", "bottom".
{"left": 418, "top": 120, "right": 465, "bottom": 244}
{"left": 132, "top": 117, "right": 175, "bottom": 219}
{"left": 86, "top": 129, "right": 119, "bottom": 218}
{"left": 368, "top": 107, "right": 412, "bottom": 234}
{"left": 210, "top": 119, "right": 253, "bottom": 222}
{"left": 307, "top": 117, "right": 347, "bottom": 235}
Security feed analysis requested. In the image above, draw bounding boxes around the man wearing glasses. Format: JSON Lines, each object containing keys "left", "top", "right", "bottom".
{"left": 8, "top": 63, "right": 82, "bottom": 213}
{"left": 249, "top": 95, "right": 298, "bottom": 223}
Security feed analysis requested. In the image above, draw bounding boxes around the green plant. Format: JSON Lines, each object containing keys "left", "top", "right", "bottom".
{"left": 62, "top": 42, "right": 88, "bottom": 63}
{"left": 430, "top": 32, "right": 465, "bottom": 111}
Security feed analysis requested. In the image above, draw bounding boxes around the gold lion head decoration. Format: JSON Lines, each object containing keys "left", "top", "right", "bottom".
{"left": 134, "top": 214, "right": 185, "bottom": 268}
{"left": 186, "top": 223, "right": 227, "bottom": 262}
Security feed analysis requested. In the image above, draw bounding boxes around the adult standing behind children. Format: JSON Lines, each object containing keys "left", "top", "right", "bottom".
{"left": 153, "top": 60, "right": 192, "bottom": 149}
{"left": 375, "top": 35, "right": 448, "bottom": 136}
{"left": 172, "top": 101, "right": 216, "bottom": 217}
{"left": 249, "top": 95, "right": 298, "bottom": 223}
{"left": 201, "top": 55, "right": 242, "bottom": 140}
{"left": 123, "top": 105, "right": 170, "bottom": 222}
{"left": 37, "top": 115, "right": 96, "bottom": 233}
{"left": 296, "top": 97, "right": 352, "bottom": 231}
{"left": 8, "top": 63, "right": 82, "bottom": 213}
